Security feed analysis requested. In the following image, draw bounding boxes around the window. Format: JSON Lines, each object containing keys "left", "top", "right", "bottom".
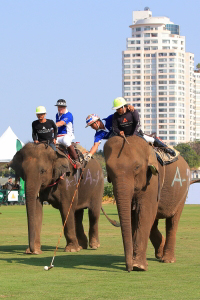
{"left": 159, "top": 75, "right": 167, "bottom": 79}
{"left": 144, "top": 26, "right": 150, "bottom": 31}
{"left": 144, "top": 33, "right": 150, "bottom": 37}
{"left": 159, "top": 64, "right": 167, "bottom": 68}
{"left": 159, "top": 86, "right": 167, "bottom": 90}
{"left": 124, "top": 54, "right": 130, "bottom": 57}
{"left": 159, "top": 131, "right": 167, "bottom": 134}
{"left": 158, "top": 69, "right": 167, "bottom": 73}
{"left": 159, "top": 81, "right": 167, "bottom": 84}
{"left": 136, "top": 27, "right": 141, "bottom": 31}
{"left": 159, "top": 103, "right": 167, "bottom": 106}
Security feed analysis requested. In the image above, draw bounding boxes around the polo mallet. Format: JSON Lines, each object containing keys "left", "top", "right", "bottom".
{"left": 123, "top": 135, "right": 129, "bottom": 144}
{"left": 44, "top": 164, "right": 86, "bottom": 271}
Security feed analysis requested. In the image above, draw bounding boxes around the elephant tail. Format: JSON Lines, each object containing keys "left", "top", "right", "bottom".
{"left": 101, "top": 207, "right": 120, "bottom": 227}
{"left": 190, "top": 178, "right": 200, "bottom": 185}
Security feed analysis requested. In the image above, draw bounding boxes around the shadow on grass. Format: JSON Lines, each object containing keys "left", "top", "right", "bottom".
{"left": 0, "top": 245, "right": 126, "bottom": 271}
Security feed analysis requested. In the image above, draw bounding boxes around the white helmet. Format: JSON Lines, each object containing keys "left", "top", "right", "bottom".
{"left": 85, "top": 114, "right": 100, "bottom": 128}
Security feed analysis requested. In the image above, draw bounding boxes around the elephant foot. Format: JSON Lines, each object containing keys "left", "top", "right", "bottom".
{"left": 132, "top": 258, "right": 147, "bottom": 271}
{"left": 77, "top": 236, "right": 88, "bottom": 249}
{"left": 155, "top": 236, "right": 165, "bottom": 260}
{"left": 160, "top": 256, "right": 176, "bottom": 263}
{"left": 133, "top": 263, "right": 147, "bottom": 271}
{"left": 64, "top": 244, "right": 81, "bottom": 252}
{"left": 89, "top": 241, "right": 100, "bottom": 250}
{"left": 25, "top": 248, "right": 42, "bottom": 255}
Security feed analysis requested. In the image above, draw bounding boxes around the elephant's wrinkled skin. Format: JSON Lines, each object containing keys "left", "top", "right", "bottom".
{"left": 104, "top": 135, "right": 190, "bottom": 272}
{"left": 10, "top": 143, "right": 104, "bottom": 254}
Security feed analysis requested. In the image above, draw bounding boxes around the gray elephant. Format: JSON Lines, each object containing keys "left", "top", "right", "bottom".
{"left": 9, "top": 142, "right": 105, "bottom": 254}
{"left": 104, "top": 135, "right": 192, "bottom": 272}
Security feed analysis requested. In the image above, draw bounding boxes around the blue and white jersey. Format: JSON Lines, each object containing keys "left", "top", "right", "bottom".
{"left": 94, "top": 114, "right": 114, "bottom": 144}
{"left": 56, "top": 110, "right": 75, "bottom": 138}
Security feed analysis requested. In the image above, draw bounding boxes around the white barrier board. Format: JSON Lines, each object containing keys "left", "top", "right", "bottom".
{"left": 8, "top": 191, "right": 18, "bottom": 201}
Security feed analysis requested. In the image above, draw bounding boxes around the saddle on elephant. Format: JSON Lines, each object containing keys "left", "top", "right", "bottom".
{"left": 56, "top": 142, "right": 88, "bottom": 169}
{"left": 138, "top": 132, "right": 180, "bottom": 166}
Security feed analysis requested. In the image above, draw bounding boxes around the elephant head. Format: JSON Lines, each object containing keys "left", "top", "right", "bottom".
{"left": 10, "top": 143, "right": 71, "bottom": 253}
{"left": 104, "top": 135, "right": 158, "bottom": 271}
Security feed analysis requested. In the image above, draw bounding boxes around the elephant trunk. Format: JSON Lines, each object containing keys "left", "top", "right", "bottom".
{"left": 113, "top": 177, "right": 134, "bottom": 272}
{"left": 25, "top": 178, "right": 41, "bottom": 253}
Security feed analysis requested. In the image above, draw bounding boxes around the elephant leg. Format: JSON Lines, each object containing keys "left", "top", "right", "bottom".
{"left": 161, "top": 200, "right": 185, "bottom": 263}
{"left": 34, "top": 198, "right": 43, "bottom": 254}
{"left": 132, "top": 194, "right": 158, "bottom": 271}
{"left": 88, "top": 207, "right": 100, "bottom": 249}
{"left": 60, "top": 205, "right": 81, "bottom": 252}
{"left": 25, "top": 198, "right": 43, "bottom": 255}
{"left": 150, "top": 219, "right": 165, "bottom": 260}
{"left": 75, "top": 209, "right": 88, "bottom": 249}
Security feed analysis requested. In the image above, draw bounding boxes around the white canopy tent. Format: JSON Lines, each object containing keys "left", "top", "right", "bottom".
{"left": 0, "top": 126, "right": 24, "bottom": 166}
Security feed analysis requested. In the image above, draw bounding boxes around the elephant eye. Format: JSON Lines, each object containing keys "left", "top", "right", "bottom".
{"left": 134, "top": 165, "right": 140, "bottom": 171}
{"left": 40, "top": 169, "right": 46, "bottom": 174}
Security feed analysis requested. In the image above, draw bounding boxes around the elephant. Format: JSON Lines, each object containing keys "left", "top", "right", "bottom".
{"left": 104, "top": 135, "right": 191, "bottom": 272}
{"left": 9, "top": 142, "right": 106, "bottom": 254}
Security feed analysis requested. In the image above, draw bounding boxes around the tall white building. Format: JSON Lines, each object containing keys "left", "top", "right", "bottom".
{"left": 122, "top": 8, "right": 195, "bottom": 145}
{"left": 194, "top": 71, "right": 200, "bottom": 139}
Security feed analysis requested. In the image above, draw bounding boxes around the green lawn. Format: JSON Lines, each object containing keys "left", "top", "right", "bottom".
{"left": 0, "top": 204, "right": 200, "bottom": 300}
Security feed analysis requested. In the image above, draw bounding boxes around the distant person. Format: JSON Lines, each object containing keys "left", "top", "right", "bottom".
{"left": 55, "top": 99, "right": 81, "bottom": 169}
{"left": 5, "top": 176, "right": 14, "bottom": 191}
{"left": 32, "top": 106, "right": 57, "bottom": 151}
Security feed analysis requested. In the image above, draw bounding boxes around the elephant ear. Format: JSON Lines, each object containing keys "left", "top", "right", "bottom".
{"left": 53, "top": 157, "right": 71, "bottom": 180}
{"left": 147, "top": 147, "right": 159, "bottom": 178}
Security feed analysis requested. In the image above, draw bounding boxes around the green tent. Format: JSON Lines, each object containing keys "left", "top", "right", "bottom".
{"left": 16, "top": 139, "right": 25, "bottom": 200}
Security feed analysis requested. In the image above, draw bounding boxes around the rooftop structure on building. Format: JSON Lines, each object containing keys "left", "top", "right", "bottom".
{"left": 122, "top": 8, "right": 196, "bottom": 145}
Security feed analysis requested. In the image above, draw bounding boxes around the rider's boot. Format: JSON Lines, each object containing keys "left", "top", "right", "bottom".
{"left": 67, "top": 145, "right": 81, "bottom": 169}
{"left": 153, "top": 138, "right": 176, "bottom": 157}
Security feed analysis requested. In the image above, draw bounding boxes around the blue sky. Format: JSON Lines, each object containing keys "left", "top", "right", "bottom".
{"left": 0, "top": 0, "right": 199, "bottom": 203}
{"left": 1, "top": 0, "right": 200, "bottom": 148}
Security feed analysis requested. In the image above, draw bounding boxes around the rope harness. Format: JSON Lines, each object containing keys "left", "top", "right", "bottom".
{"left": 47, "top": 164, "right": 86, "bottom": 270}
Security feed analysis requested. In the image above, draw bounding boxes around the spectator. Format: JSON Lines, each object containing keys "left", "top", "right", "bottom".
{"left": 5, "top": 176, "right": 14, "bottom": 190}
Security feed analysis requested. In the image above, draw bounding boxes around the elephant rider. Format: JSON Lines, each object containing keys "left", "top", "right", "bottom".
{"left": 55, "top": 99, "right": 81, "bottom": 169}
{"left": 32, "top": 106, "right": 57, "bottom": 151}
{"left": 84, "top": 105, "right": 135, "bottom": 161}
{"left": 112, "top": 97, "right": 176, "bottom": 157}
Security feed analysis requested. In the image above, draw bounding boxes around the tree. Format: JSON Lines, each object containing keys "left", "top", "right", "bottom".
{"left": 196, "top": 63, "right": 200, "bottom": 71}
{"left": 174, "top": 143, "right": 200, "bottom": 168}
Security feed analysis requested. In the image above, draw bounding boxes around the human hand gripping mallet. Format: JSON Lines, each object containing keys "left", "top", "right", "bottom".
{"left": 44, "top": 165, "right": 86, "bottom": 271}
{"left": 120, "top": 131, "right": 129, "bottom": 145}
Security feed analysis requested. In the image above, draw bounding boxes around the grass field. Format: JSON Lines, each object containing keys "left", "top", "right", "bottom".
{"left": 0, "top": 204, "right": 200, "bottom": 300}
